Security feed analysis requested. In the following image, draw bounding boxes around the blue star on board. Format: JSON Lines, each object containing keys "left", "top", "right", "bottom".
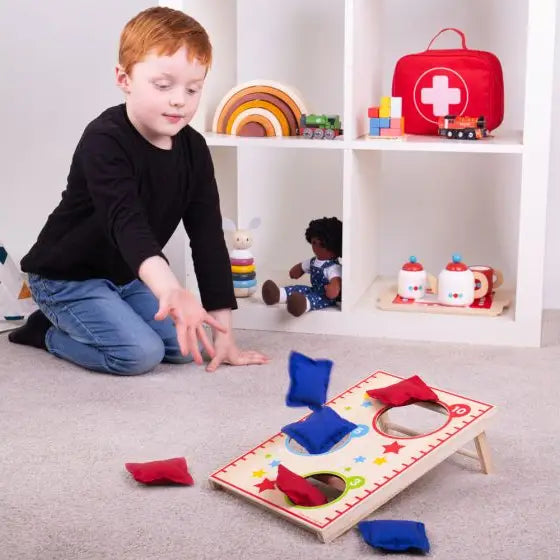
{"left": 269, "top": 459, "right": 281, "bottom": 467}
{"left": 354, "top": 455, "right": 366, "bottom": 463}
{"left": 361, "top": 400, "right": 373, "bottom": 408}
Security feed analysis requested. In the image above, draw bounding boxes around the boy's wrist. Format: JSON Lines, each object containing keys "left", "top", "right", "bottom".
{"left": 208, "top": 308, "right": 232, "bottom": 336}
{"left": 138, "top": 255, "right": 182, "bottom": 298}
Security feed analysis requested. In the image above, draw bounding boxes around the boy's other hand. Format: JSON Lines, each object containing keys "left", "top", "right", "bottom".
{"left": 206, "top": 331, "right": 270, "bottom": 372}
{"left": 154, "top": 288, "right": 226, "bottom": 364}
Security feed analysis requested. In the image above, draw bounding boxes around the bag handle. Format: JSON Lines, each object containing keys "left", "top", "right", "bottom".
{"left": 426, "top": 28, "right": 468, "bottom": 50}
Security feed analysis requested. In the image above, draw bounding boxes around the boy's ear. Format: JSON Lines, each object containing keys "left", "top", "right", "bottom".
{"left": 115, "top": 65, "right": 131, "bottom": 94}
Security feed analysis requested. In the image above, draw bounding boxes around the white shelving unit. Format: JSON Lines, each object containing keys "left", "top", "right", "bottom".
{"left": 168, "top": 0, "right": 556, "bottom": 347}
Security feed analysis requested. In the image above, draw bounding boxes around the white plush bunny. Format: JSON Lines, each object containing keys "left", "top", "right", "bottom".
{"left": 222, "top": 218, "right": 261, "bottom": 297}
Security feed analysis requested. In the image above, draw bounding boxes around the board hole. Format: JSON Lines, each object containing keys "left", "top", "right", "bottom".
{"left": 305, "top": 473, "right": 346, "bottom": 502}
{"left": 377, "top": 402, "right": 449, "bottom": 438}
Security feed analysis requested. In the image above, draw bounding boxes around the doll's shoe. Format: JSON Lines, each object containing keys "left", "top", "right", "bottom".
{"left": 262, "top": 280, "right": 280, "bottom": 305}
{"left": 287, "top": 292, "right": 308, "bottom": 317}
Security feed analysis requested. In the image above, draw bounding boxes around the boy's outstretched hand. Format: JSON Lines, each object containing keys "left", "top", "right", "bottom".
{"left": 205, "top": 308, "right": 270, "bottom": 372}
{"left": 155, "top": 287, "right": 227, "bottom": 365}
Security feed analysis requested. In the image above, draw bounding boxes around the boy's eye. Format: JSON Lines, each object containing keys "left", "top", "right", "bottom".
{"left": 186, "top": 88, "right": 198, "bottom": 95}
{"left": 154, "top": 82, "right": 171, "bottom": 90}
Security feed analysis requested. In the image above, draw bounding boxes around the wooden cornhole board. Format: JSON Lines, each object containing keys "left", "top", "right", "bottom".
{"left": 209, "top": 371, "right": 496, "bottom": 543}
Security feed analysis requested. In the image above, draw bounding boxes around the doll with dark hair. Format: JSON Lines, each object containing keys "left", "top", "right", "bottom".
{"left": 262, "top": 217, "right": 342, "bottom": 316}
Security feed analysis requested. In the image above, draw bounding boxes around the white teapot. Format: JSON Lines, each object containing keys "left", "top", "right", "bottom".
{"left": 398, "top": 256, "right": 427, "bottom": 299}
{"left": 436, "top": 254, "right": 486, "bottom": 306}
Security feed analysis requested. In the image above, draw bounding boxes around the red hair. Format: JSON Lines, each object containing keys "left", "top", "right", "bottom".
{"left": 119, "top": 7, "right": 212, "bottom": 75}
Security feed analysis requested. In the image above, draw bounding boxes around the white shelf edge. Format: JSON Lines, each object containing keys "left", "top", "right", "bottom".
{"left": 351, "top": 131, "right": 524, "bottom": 154}
{"left": 203, "top": 132, "right": 346, "bottom": 149}
{"left": 203, "top": 131, "right": 524, "bottom": 154}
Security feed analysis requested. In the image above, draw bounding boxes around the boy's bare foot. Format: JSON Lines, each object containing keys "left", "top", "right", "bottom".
{"left": 262, "top": 280, "right": 280, "bottom": 305}
{"left": 287, "top": 292, "right": 308, "bottom": 317}
{"left": 8, "top": 309, "right": 51, "bottom": 350}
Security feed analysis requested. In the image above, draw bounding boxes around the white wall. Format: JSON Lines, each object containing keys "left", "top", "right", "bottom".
{"left": 0, "top": 0, "right": 558, "bottom": 307}
{"left": 544, "top": 2, "right": 560, "bottom": 308}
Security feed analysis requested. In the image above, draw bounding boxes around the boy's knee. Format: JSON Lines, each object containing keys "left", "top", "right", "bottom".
{"left": 107, "top": 336, "right": 165, "bottom": 375}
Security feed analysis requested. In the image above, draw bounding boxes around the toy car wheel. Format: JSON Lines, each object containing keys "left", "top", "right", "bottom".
{"left": 467, "top": 131, "right": 475, "bottom": 139}
{"left": 457, "top": 131, "right": 464, "bottom": 138}
{"left": 446, "top": 131, "right": 454, "bottom": 138}
{"left": 324, "top": 129, "right": 336, "bottom": 140}
{"left": 302, "top": 128, "right": 313, "bottom": 139}
{"left": 313, "top": 128, "right": 325, "bottom": 139}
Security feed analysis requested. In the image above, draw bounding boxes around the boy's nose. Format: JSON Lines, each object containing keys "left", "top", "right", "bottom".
{"left": 170, "top": 93, "right": 186, "bottom": 107}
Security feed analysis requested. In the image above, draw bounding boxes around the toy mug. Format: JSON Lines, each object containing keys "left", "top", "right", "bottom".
{"left": 435, "top": 254, "right": 486, "bottom": 306}
{"left": 398, "top": 256, "right": 428, "bottom": 299}
{"left": 470, "top": 265, "right": 503, "bottom": 298}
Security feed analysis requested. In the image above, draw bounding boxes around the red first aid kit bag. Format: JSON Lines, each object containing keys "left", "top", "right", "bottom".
{"left": 392, "top": 28, "right": 504, "bottom": 135}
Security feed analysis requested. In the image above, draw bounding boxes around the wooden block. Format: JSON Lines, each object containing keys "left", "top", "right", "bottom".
{"left": 369, "top": 117, "right": 381, "bottom": 127}
{"left": 390, "top": 118, "right": 402, "bottom": 129}
{"left": 380, "top": 96, "right": 391, "bottom": 107}
{"left": 369, "top": 127, "right": 380, "bottom": 136}
{"left": 390, "top": 97, "right": 402, "bottom": 118}
{"left": 210, "top": 371, "right": 497, "bottom": 542}
{"left": 368, "top": 106, "right": 379, "bottom": 118}
{"left": 380, "top": 128, "right": 399, "bottom": 137}
{"left": 379, "top": 118, "right": 390, "bottom": 128}
{"left": 379, "top": 107, "right": 391, "bottom": 118}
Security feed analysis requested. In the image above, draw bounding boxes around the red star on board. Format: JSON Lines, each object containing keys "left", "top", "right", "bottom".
{"left": 254, "top": 478, "right": 276, "bottom": 493}
{"left": 383, "top": 441, "right": 405, "bottom": 454}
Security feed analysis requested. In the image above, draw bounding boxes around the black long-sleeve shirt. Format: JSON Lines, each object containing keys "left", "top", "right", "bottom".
{"left": 21, "top": 104, "right": 236, "bottom": 311}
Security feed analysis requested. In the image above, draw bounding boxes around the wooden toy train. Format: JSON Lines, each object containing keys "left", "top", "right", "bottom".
{"left": 437, "top": 115, "right": 490, "bottom": 140}
{"left": 299, "top": 114, "right": 343, "bottom": 139}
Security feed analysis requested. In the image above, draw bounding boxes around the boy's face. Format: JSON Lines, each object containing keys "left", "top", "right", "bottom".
{"left": 116, "top": 46, "right": 206, "bottom": 149}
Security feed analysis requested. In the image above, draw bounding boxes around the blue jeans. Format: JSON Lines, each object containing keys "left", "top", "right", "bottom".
{"left": 28, "top": 274, "right": 194, "bottom": 375}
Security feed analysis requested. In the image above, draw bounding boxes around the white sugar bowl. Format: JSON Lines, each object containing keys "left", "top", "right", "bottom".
{"left": 437, "top": 254, "right": 477, "bottom": 306}
{"left": 398, "top": 256, "right": 427, "bottom": 299}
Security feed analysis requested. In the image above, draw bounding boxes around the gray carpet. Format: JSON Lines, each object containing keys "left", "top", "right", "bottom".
{"left": 2, "top": 313, "right": 560, "bottom": 560}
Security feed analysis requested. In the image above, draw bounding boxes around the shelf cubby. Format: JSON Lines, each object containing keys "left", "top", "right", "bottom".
{"left": 175, "top": 0, "right": 556, "bottom": 347}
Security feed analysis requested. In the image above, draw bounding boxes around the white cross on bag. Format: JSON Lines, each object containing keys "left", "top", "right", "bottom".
{"left": 421, "top": 75, "right": 461, "bottom": 116}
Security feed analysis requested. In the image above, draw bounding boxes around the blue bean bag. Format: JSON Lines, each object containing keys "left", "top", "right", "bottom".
{"left": 358, "top": 520, "right": 430, "bottom": 553}
{"left": 282, "top": 406, "right": 357, "bottom": 454}
{"left": 285, "top": 351, "right": 333, "bottom": 411}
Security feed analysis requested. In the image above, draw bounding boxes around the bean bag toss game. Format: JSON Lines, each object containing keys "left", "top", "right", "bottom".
{"left": 209, "top": 370, "right": 496, "bottom": 542}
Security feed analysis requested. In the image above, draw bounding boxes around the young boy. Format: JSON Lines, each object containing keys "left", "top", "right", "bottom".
{"left": 9, "top": 7, "right": 268, "bottom": 375}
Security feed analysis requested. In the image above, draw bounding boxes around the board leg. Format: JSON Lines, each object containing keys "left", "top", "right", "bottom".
{"left": 316, "top": 531, "right": 327, "bottom": 543}
{"left": 208, "top": 479, "right": 223, "bottom": 490}
{"left": 474, "top": 431, "right": 493, "bottom": 474}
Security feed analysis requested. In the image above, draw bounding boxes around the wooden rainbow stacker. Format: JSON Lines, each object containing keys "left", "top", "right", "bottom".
{"left": 209, "top": 371, "right": 496, "bottom": 543}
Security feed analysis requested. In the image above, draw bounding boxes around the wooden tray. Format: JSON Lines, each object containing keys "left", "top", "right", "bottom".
{"left": 377, "top": 286, "right": 511, "bottom": 317}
